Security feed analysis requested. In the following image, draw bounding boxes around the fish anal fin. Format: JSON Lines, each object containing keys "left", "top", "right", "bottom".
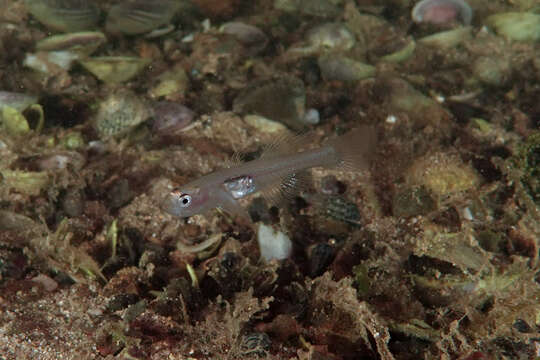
{"left": 259, "top": 169, "right": 312, "bottom": 207}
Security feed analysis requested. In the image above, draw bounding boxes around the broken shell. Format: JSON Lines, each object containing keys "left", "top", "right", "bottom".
{"left": 485, "top": 12, "right": 540, "bottom": 42}
{"left": 0, "top": 92, "right": 44, "bottom": 137}
{"left": 1, "top": 106, "right": 30, "bottom": 136}
{"left": 418, "top": 26, "right": 472, "bottom": 48}
{"left": 59, "top": 131, "right": 85, "bottom": 150}
{"left": 379, "top": 39, "right": 416, "bottom": 63}
{"left": 0, "top": 170, "right": 50, "bottom": 196}
{"left": 37, "top": 151, "right": 86, "bottom": 171}
{"left": 148, "top": 64, "right": 189, "bottom": 99}
{"left": 412, "top": 0, "right": 473, "bottom": 26}
{"left": 25, "top": 32, "right": 105, "bottom": 77}
{"left": 415, "top": 225, "right": 488, "bottom": 273}
{"left": 26, "top": 104, "right": 45, "bottom": 133}
{"left": 79, "top": 56, "right": 151, "bottom": 84}
{"left": 24, "top": 50, "right": 79, "bottom": 73}
{"left": 24, "top": 0, "right": 100, "bottom": 32}
{"left": 36, "top": 31, "right": 106, "bottom": 56}
{"left": 410, "top": 273, "right": 468, "bottom": 307}
{"left": 94, "top": 90, "right": 151, "bottom": 139}
{"left": 0, "top": 92, "right": 38, "bottom": 112}
{"left": 106, "top": 0, "right": 181, "bottom": 35}
{"left": 286, "top": 22, "right": 355, "bottom": 58}
{"left": 318, "top": 54, "right": 375, "bottom": 82}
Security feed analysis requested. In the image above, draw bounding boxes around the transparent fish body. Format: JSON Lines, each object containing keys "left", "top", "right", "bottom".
{"left": 161, "top": 127, "right": 375, "bottom": 219}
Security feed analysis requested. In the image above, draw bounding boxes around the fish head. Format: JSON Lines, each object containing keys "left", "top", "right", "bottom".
{"left": 161, "top": 186, "right": 211, "bottom": 217}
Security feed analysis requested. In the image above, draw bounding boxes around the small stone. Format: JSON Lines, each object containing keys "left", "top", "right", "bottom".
{"left": 302, "top": 108, "right": 320, "bottom": 125}
{"left": 257, "top": 224, "right": 293, "bottom": 261}
{"left": 31, "top": 274, "right": 58, "bottom": 292}
{"left": 244, "top": 114, "right": 288, "bottom": 134}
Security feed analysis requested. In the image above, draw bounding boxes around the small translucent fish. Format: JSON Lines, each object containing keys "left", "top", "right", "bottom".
{"left": 161, "top": 127, "right": 376, "bottom": 219}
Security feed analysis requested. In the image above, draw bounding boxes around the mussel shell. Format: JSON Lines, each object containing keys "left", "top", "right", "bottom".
{"left": 106, "top": 0, "right": 181, "bottom": 35}
{"left": 36, "top": 31, "right": 106, "bottom": 56}
{"left": 79, "top": 56, "right": 151, "bottom": 84}
{"left": 318, "top": 54, "right": 375, "bottom": 82}
{"left": 24, "top": 0, "right": 100, "bottom": 32}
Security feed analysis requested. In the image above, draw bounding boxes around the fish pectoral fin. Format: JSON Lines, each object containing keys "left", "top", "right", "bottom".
{"left": 218, "top": 193, "right": 251, "bottom": 221}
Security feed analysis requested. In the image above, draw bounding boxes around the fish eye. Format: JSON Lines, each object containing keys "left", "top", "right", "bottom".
{"left": 179, "top": 194, "right": 192, "bottom": 207}
{"left": 170, "top": 189, "right": 192, "bottom": 208}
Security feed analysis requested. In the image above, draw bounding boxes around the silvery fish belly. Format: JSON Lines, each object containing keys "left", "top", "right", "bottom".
{"left": 223, "top": 175, "right": 256, "bottom": 199}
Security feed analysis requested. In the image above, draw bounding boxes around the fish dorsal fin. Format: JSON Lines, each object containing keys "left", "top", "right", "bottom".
{"left": 259, "top": 130, "right": 320, "bottom": 160}
{"left": 224, "top": 150, "right": 243, "bottom": 168}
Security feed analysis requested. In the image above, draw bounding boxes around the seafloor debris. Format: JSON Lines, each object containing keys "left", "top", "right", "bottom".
{"left": 0, "top": 0, "right": 539, "bottom": 358}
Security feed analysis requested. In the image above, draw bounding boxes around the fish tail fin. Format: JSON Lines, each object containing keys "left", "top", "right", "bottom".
{"left": 327, "top": 126, "right": 377, "bottom": 171}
